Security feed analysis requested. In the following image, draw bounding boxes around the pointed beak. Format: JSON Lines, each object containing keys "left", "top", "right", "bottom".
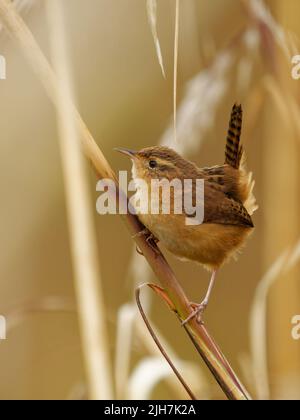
{"left": 114, "top": 148, "right": 137, "bottom": 158}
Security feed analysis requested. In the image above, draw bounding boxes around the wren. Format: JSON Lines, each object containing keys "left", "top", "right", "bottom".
{"left": 117, "top": 104, "right": 257, "bottom": 325}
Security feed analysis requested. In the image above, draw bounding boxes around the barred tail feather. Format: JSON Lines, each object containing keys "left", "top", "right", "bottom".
{"left": 226, "top": 104, "right": 258, "bottom": 216}
{"left": 225, "top": 104, "right": 243, "bottom": 169}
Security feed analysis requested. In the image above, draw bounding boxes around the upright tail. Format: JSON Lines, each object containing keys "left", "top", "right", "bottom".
{"left": 225, "top": 104, "right": 258, "bottom": 216}
{"left": 225, "top": 104, "right": 243, "bottom": 169}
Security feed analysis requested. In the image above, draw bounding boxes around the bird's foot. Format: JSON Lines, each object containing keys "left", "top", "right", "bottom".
{"left": 136, "top": 246, "right": 144, "bottom": 256}
{"left": 181, "top": 301, "right": 208, "bottom": 326}
{"left": 132, "top": 228, "right": 150, "bottom": 240}
{"left": 133, "top": 228, "right": 160, "bottom": 256}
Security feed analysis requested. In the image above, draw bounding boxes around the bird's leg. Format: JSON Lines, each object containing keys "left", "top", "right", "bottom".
{"left": 181, "top": 270, "right": 217, "bottom": 326}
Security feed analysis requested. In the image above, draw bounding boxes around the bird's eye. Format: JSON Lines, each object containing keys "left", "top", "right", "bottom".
{"left": 149, "top": 160, "right": 157, "bottom": 169}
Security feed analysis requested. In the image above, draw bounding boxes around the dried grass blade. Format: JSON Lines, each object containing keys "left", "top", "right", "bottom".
{"left": 146, "top": 0, "right": 166, "bottom": 78}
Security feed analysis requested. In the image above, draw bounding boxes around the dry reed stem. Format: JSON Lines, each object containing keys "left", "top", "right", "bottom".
{"left": 0, "top": 0, "right": 250, "bottom": 400}
{"left": 115, "top": 302, "right": 208, "bottom": 399}
{"left": 146, "top": 0, "right": 166, "bottom": 78}
{"left": 115, "top": 303, "right": 136, "bottom": 399}
{"left": 136, "top": 286, "right": 196, "bottom": 400}
{"left": 249, "top": 253, "right": 288, "bottom": 400}
{"left": 46, "top": 0, "right": 113, "bottom": 400}
{"left": 249, "top": 239, "right": 300, "bottom": 400}
{"left": 173, "top": 0, "right": 180, "bottom": 143}
{"left": 134, "top": 311, "right": 209, "bottom": 399}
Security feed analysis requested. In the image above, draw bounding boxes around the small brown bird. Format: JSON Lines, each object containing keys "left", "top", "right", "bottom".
{"left": 117, "top": 104, "right": 257, "bottom": 324}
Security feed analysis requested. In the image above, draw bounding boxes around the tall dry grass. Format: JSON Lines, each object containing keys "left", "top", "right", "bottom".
{"left": 45, "top": 0, "right": 113, "bottom": 399}
{"left": 0, "top": 0, "right": 299, "bottom": 400}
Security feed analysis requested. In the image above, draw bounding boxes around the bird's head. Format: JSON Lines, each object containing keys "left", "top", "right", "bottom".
{"left": 116, "top": 146, "right": 196, "bottom": 182}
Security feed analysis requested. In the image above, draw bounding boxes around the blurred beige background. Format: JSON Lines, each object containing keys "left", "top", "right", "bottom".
{"left": 0, "top": 0, "right": 299, "bottom": 400}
